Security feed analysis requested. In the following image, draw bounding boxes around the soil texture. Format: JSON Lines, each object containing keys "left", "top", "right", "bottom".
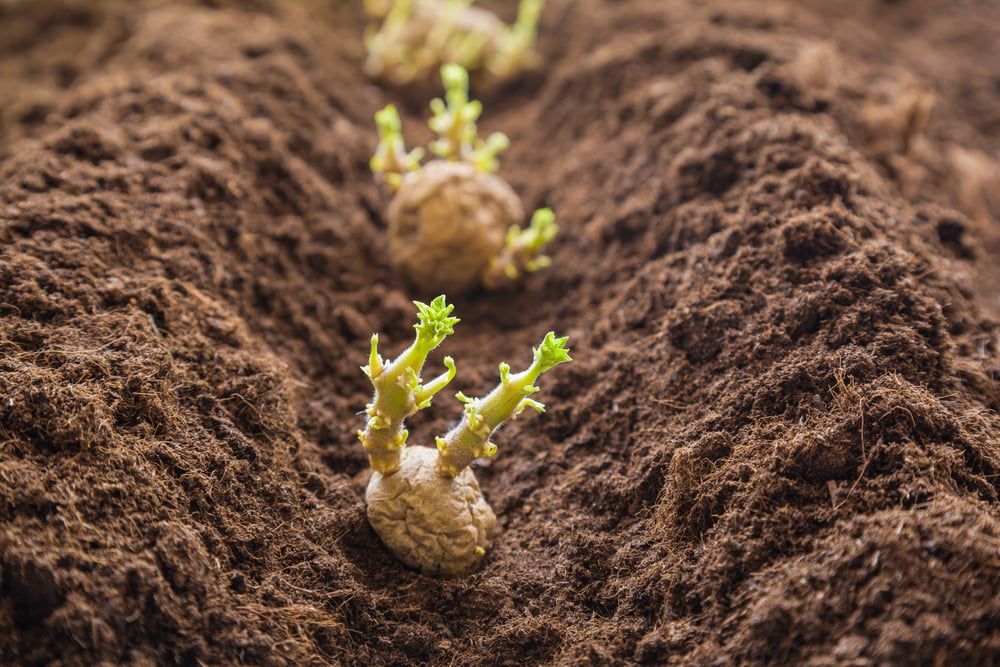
{"left": 1, "top": 0, "right": 999, "bottom": 665}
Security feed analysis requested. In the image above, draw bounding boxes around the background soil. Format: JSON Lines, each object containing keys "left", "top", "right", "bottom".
{"left": 1, "top": 0, "right": 999, "bottom": 665}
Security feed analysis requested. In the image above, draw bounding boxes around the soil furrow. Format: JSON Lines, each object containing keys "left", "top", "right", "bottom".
{"left": 1, "top": 1, "right": 998, "bottom": 665}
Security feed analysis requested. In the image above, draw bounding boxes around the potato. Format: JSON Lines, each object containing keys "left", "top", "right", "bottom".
{"left": 388, "top": 160, "right": 524, "bottom": 293}
{"left": 366, "top": 445, "right": 497, "bottom": 577}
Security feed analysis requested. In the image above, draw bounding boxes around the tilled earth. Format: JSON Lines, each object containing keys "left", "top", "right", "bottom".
{"left": 1, "top": 0, "right": 999, "bottom": 665}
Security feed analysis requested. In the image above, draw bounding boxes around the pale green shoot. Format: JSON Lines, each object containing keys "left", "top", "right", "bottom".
{"left": 422, "top": 0, "right": 474, "bottom": 70}
{"left": 359, "top": 296, "right": 459, "bottom": 474}
{"left": 483, "top": 207, "right": 559, "bottom": 287}
{"left": 472, "top": 132, "right": 510, "bottom": 173}
{"left": 364, "top": 0, "right": 420, "bottom": 83}
{"left": 429, "top": 64, "right": 485, "bottom": 162}
{"left": 488, "top": 0, "right": 544, "bottom": 80}
{"left": 444, "top": 24, "right": 492, "bottom": 72}
{"left": 513, "top": 207, "right": 558, "bottom": 271}
{"left": 435, "top": 332, "right": 571, "bottom": 477}
{"left": 370, "top": 104, "right": 424, "bottom": 191}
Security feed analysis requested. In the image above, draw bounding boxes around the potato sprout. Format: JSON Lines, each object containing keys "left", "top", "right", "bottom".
{"left": 370, "top": 104, "right": 424, "bottom": 192}
{"left": 371, "top": 65, "right": 557, "bottom": 293}
{"left": 364, "top": 0, "right": 545, "bottom": 86}
{"left": 361, "top": 299, "right": 571, "bottom": 576}
{"left": 357, "top": 295, "right": 458, "bottom": 474}
{"left": 483, "top": 207, "right": 559, "bottom": 289}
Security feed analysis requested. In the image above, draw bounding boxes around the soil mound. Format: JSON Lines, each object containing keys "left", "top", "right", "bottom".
{"left": 1, "top": 0, "right": 998, "bottom": 665}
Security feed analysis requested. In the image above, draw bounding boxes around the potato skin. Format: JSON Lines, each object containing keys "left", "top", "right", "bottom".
{"left": 366, "top": 445, "right": 497, "bottom": 577}
{"left": 388, "top": 161, "right": 523, "bottom": 294}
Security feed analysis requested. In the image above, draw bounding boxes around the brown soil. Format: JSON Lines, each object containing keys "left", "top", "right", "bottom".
{"left": 2, "top": 0, "right": 999, "bottom": 665}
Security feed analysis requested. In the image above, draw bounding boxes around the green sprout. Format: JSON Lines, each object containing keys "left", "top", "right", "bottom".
{"left": 358, "top": 295, "right": 458, "bottom": 474}
{"left": 472, "top": 131, "right": 510, "bottom": 173}
{"left": 488, "top": 0, "right": 545, "bottom": 80}
{"left": 428, "top": 63, "right": 508, "bottom": 170}
{"left": 419, "top": 0, "right": 474, "bottom": 75}
{"left": 435, "top": 332, "right": 571, "bottom": 476}
{"left": 370, "top": 104, "right": 424, "bottom": 191}
{"left": 442, "top": 13, "right": 491, "bottom": 70}
{"left": 483, "top": 207, "right": 559, "bottom": 288}
{"left": 428, "top": 63, "right": 480, "bottom": 160}
{"left": 363, "top": 0, "right": 420, "bottom": 84}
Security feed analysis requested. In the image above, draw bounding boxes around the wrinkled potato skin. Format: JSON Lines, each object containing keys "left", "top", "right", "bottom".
{"left": 366, "top": 445, "right": 497, "bottom": 577}
{"left": 388, "top": 161, "right": 523, "bottom": 294}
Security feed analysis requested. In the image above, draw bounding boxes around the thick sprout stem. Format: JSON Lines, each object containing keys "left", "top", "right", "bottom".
{"left": 444, "top": 22, "right": 491, "bottom": 71}
{"left": 435, "top": 332, "right": 571, "bottom": 477}
{"left": 371, "top": 104, "right": 424, "bottom": 192}
{"left": 429, "top": 64, "right": 496, "bottom": 166}
{"left": 359, "top": 296, "right": 459, "bottom": 474}
{"left": 488, "top": 0, "right": 544, "bottom": 80}
{"left": 364, "top": 0, "right": 420, "bottom": 83}
{"left": 421, "top": 0, "right": 473, "bottom": 72}
{"left": 483, "top": 207, "right": 558, "bottom": 289}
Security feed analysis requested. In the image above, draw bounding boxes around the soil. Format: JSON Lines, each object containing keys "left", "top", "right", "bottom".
{"left": 1, "top": 0, "right": 999, "bottom": 665}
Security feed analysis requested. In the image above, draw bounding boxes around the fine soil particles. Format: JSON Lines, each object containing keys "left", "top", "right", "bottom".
{"left": 1, "top": 0, "right": 999, "bottom": 665}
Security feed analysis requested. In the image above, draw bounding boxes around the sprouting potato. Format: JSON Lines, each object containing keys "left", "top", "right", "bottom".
{"left": 358, "top": 297, "right": 571, "bottom": 576}
{"left": 371, "top": 64, "right": 558, "bottom": 293}
{"left": 364, "top": 0, "right": 544, "bottom": 86}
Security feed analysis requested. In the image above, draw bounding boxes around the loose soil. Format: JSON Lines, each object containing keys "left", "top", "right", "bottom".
{"left": 1, "top": 0, "right": 999, "bottom": 665}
